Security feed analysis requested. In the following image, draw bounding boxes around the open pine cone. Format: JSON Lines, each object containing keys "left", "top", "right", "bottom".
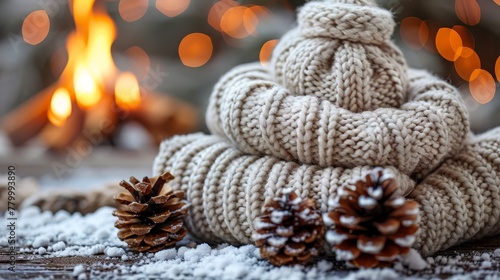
{"left": 112, "top": 172, "right": 189, "bottom": 252}
{"left": 324, "top": 168, "right": 420, "bottom": 268}
{"left": 252, "top": 189, "right": 324, "bottom": 266}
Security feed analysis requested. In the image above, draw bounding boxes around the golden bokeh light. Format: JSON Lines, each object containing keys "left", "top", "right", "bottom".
{"left": 115, "top": 72, "right": 141, "bottom": 110}
{"left": 118, "top": 0, "right": 148, "bottom": 22}
{"left": 22, "top": 10, "right": 50, "bottom": 45}
{"left": 469, "top": 69, "right": 496, "bottom": 104}
{"left": 220, "top": 6, "right": 258, "bottom": 39}
{"left": 178, "top": 33, "right": 213, "bottom": 68}
{"left": 436, "top": 28, "right": 463, "bottom": 61}
{"left": 400, "top": 17, "right": 426, "bottom": 50}
{"left": 208, "top": 0, "right": 238, "bottom": 31}
{"left": 125, "top": 46, "right": 151, "bottom": 80}
{"left": 156, "top": 0, "right": 190, "bottom": 17}
{"left": 74, "top": 65, "right": 102, "bottom": 108}
{"left": 260, "top": 39, "right": 278, "bottom": 67}
{"left": 454, "top": 47, "right": 480, "bottom": 81}
{"left": 452, "top": 25, "right": 475, "bottom": 49}
{"left": 496, "top": 0, "right": 500, "bottom": 5}
{"left": 455, "top": 0, "right": 481, "bottom": 26}
{"left": 495, "top": 56, "right": 500, "bottom": 82}
{"left": 48, "top": 88, "right": 72, "bottom": 127}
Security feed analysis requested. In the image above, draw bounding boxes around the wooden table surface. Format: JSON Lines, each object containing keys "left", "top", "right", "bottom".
{"left": 1, "top": 236, "right": 499, "bottom": 279}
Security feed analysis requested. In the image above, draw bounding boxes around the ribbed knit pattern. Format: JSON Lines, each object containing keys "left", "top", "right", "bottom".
{"left": 207, "top": 64, "right": 469, "bottom": 179}
{"left": 153, "top": 134, "right": 415, "bottom": 245}
{"left": 153, "top": 0, "right": 500, "bottom": 257}
{"left": 410, "top": 127, "right": 500, "bottom": 255}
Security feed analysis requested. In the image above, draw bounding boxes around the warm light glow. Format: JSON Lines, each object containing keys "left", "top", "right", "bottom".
{"left": 178, "top": 33, "right": 213, "bottom": 68}
{"left": 86, "top": 12, "right": 117, "bottom": 79}
{"left": 74, "top": 65, "right": 102, "bottom": 108}
{"left": 260, "top": 39, "right": 278, "bottom": 67}
{"left": 125, "top": 46, "right": 151, "bottom": 80}
{"left": 469, "top": 69, "right": 496, "bottom": 104}
{"left": 496, "top": 0, "right": 500, "bottom": 5}
{"left": 495, "top": 56, "right": 500, "bottom": 83}
{"left": 73, "top": 0, "right": 95, "bottom": 36}
{"left": 400, "top": 17, "right": 427, "bottom": 50}
{"left": 50, "top": 47, "right": 68, "bottom": 78}
{"left": 119, "top": 0, "right": 148, "bottom": 22}
{"left": 48, "top": 88, "right": 72, "bottom": 127}
{"left": 452, "top": 25, "right": 475, "bottom": 49}
{"left": 115, "top": 72, "right": 141, "bottom": 110}
{"left": 422, "top": 20, "right": 439, "bottom": 53}
{"left": 208, "top": 0, "right": 238, "bottom": 31}
{"left": 220, "top": 6, "right": 258, "bottom": 39}
{"left": 454, "top": 47, "right": 480, "bottom": 81}
{"left": 455, "top": 0, "right": 481, "bottom": 26}
{"left": 436, "top": 28, "right": 463, "bottom": 61}
{"left": 22, "top": 10, "right": 50, "bottom": 45}
{"left": 156, "top": 0, "right": 190, "bottom": 17}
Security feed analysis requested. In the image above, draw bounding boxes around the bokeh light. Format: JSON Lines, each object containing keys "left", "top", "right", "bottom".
{"left": 208, "top": 0, "right": 238, "bottom": 31}
{"left": 400, "top": 17, "right": 427, "bottom": 50}
{"left": 125, "top": 46, "right": 150, "bottom": 80}
{"left": 48, "top": 88, "right": 72, "bottom": 127}
{"left": 156, "top": 0, "right": 190, "bottom": 17}
{"left": 22, "top": 10, "right": 50, "bottom": 45}
{"left": 260, "top": 39, "right": 278, "bottom": 67}
{"left": 454, "top": 47, "right": 480, "bottom": 81}
{"left": 118, "top": 0, "right": 148, "bottom": 22}
{"left": 455, "top": 0, "right": 481, "bottom": 26}
{"left": 469, "top": 69, "right": 496, "bottom": 104}
{"left": 178, "top": 33, "right": 213, "bottom": 68}
{"left": 452, "top": 25, "right": 475, "bottom": 49}
{"left": 435, "top": 28, "right": 463, "bottom": 61}
{"left": 220, "top": 6, "right": 255, "bottom": 39}
{"left": 495, "top": 56, "right": 500, "bottom": 82}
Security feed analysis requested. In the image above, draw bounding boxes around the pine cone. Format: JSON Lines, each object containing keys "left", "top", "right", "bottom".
{"left": 252, "top": 189, "right": 324, "bottom": 266}
{"left": 112, "top": 172, "right": 189, "bottom": 252}
{"left": 324, "top": 168, "right": 420, "bottom": 268}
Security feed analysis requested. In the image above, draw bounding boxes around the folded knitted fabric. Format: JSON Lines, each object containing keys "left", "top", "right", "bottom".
{"left": 152, "top": 129, "right": 500, "bottom": 256}
{"left": 207, "top": 63, "right": 469, "bottom": 179}
{"left": 153, "top": 0, "right": 499, "bottom": 258}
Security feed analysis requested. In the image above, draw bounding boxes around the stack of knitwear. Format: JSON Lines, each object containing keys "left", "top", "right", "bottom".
{"left": 153, "top": 0, "right": 500, "bottom": 256}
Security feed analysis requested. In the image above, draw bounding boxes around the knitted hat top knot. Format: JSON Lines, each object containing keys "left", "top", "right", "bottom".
{"left": 271, "top": 0, "right": 407, "bottom": 112}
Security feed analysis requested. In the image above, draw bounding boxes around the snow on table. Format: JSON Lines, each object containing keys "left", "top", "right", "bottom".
{"left": 1, "top": 206, "right": 500, "bottom": 279}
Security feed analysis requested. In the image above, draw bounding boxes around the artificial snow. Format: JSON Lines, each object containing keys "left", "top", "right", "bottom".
{"left": 5, "top": 206, "right": 500, "bottom": 279}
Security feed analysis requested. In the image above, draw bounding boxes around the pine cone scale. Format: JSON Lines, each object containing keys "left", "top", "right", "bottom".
{"left": 253, "top": 189, "right": 324, "bottom": 266}
{"left": 113, "top": 172, "right": 189, "bottom": 253}
{"left": 325, "top": 168, "right": 421, "bottom": 268}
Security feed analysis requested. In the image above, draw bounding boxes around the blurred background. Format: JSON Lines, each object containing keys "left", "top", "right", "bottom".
{"left": 0, "top": 0, "right": 499, "bottom": 186}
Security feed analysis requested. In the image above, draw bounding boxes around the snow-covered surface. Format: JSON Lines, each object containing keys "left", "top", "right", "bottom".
{"left": 1, "top": 206, "right": 500, "bottom": 279}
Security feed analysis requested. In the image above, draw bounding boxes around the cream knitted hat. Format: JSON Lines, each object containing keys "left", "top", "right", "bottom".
{"left": 271, "top": 0, "right": 408, "bottom": 112}
{"left": 153, "top": 0, "right": 500, "bottom": 257}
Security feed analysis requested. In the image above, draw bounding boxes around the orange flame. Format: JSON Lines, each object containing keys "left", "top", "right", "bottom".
{"left": 48, "top": 0, "right": 143, "bottom": 126}
{"left": 115, "top": 72, "right": 141, "bottom": 110}
{"left": 48, "top": 88, "right": 72, "bottom": 127}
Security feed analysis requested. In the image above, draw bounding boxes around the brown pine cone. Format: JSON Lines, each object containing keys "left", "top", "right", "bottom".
{"left": 252, "top": 189, "right": 324, "bottom": 266}
{"left": 324, "top": 167, "right": 420, "bottom": 268}
{"left": 112, "top": 172, "right": 189, "bottom": 252}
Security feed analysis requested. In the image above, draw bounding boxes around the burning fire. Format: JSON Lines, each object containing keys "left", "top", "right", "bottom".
{"left": 48, "top": 0, "right": 141, "bottom": 126}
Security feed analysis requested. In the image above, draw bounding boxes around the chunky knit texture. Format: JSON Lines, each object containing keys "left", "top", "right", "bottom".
{"left": 271, "top": 0, "right": 408, "bottom": 112}
{"left": 152, "top": 134, "right": 415, "bottom": 245}
{"left": 153, "top": 130, "right": 500, "bottom": 256}
{"left": 153, "top": 0, "right": 499, "bottom": 257}
{"left": 207, "top": 64, "right": 469, "bottom": 179}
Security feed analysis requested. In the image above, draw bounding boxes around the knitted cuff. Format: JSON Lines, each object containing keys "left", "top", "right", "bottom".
{"left": 410, "top": 127, "right": 500, "bottom": 256}
{"left": 153, "top": 134, "right": 415, "bottom": 244}
{"left": 206, "top": 63, "right": 469, "bottom": 179}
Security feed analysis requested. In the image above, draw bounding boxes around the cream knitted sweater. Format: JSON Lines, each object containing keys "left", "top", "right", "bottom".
{"left": 153, "top": 0, "right": 500, "bottom": 256}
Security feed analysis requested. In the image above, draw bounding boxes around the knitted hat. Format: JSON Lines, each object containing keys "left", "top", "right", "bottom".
{"left": 271, "top": 0, "right": 408, "bottom": 112}
{"left": 153, "top": 0, "right": 499, "bottom": 258}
